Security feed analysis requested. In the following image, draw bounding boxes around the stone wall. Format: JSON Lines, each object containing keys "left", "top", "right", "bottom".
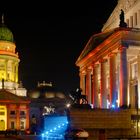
{"left": 69, "top": 108, "right": 134, "bottom": 138}
{"left": 69, "top": 108, "right": 131, "bottom": 129}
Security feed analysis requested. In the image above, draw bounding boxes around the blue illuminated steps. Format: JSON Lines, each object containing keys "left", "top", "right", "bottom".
{"left": 42, "top": 115, "right": 68, "bottom": 139}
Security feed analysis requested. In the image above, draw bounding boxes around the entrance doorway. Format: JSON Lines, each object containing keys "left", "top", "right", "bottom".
{"left": 0, "top": 120, "right": 5, "bottom": 130}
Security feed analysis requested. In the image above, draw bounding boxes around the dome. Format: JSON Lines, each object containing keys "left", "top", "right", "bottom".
{"left": 28, "top": 84, "right": 66, "bottom": 99}
{"left": 0, "top": 25, "right": 14, "bottom": 42}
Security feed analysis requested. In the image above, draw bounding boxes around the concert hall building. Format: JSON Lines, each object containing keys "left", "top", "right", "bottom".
{"left": 76, "top": 0, "right": 140, "bottom": 109}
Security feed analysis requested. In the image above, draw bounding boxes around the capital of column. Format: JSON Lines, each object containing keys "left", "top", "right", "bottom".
{"left": 108, "top": 52, "right": 117, "bottom": 58}
{"left": 92, "top": 63, "right": 99, "bottom": 68}
{"left": 86, "top": 67, "right": 92, "bottom": 73}
{"left": 118, "top": 45, "right": 128, "bottom": 52}
{"left": 80, "top": 69, "right": 86, "bottom": 75}
{"left": 99, "top": 58, "right": 107, "bottom": 63}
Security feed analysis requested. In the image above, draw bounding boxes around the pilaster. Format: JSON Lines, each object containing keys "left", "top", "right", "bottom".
{"left": 137, "top": 53, "right": 140, "bottom": 108}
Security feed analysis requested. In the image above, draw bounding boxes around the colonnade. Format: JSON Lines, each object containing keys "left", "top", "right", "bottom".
{"left": 79, "top": 46, "right": 128, "bottom": 108}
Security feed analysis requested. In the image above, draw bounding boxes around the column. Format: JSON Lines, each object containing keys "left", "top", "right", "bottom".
{"left": 119, "top": 46, "right": 128, "bottom": 106}
{"left": 79, "top": 71, "right": 85, "bottom": 95}
{"left": 16, "top": 105, "right": 20, "bottom": 130}
{"left": 6, "top": 104, "right": 10, "bottom": 129}
{"left": 26, "top": 105, "right": 30, "bottom": 129}
{"left": 16, "top": 63, "right": 19, "bottom": 83}
{"left": 91, "top": 65, "right": 94, "bottom": 105}
{"left": 93, "top": 64, "right": 99, "bottom": 108}
{"left": 109, "top": 53, "right": 117, "bottom": 107}
{"left": 14, "top": 63, "right": 16, "bottom": 82}
{"left": 137, "top": 54, "right": 140, "bottom": 108}
{"left": 86, "top": 68, "right": 92, "bottom": 104}
{"left": 5, "top": 60, "right": 8, "bottom": 81}
{"left": 100, "top": 59, "right": 107, "bottom": 108}
{"left": 80, "top": 72, "right": 83, "bottom": 91}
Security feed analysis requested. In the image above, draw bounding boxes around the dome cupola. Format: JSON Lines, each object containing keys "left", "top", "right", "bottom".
{"left": 0, "top": 15, "right": 14, "bottom": 42}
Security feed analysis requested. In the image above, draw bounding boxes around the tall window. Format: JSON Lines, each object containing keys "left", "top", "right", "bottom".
{"left": 130, "top": 16, "right": 133, "bottom": 27}
{"left": 132, "top": 63, "right": 138, "bottom": 79}
{"left": 134, "top": 13, "right": 138, "bottom": 26}
{"left": 10, "top": 111, "right": 16, "bottom": 115}
{"left": 126, "top": 19, "right": 129, "bottom": 27}
{"left": 11, "top": 121, "right": 15, "bottom": 129}
{"left": 20, "top": 121, "right": 25, "bottom": 130}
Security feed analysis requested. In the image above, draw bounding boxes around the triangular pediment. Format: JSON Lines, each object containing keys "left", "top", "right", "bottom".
{"left": 0, "top": 89, "right": 29, "bottom": 103}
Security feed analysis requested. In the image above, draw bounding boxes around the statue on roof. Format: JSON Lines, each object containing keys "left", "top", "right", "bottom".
{"left": 119, "top": 9, "right": 127, "bottom": 28}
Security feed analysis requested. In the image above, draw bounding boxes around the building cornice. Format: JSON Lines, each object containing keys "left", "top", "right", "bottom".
{"left": 76, "top": 28, "right": 140, "bottom": 70}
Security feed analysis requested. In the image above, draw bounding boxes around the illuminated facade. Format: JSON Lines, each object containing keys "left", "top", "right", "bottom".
{"left": 0, "top": 16, "right": 27, "bottom": 96}
{"left": 0, "top": 16, "right": 29, "bottom": 131}
{"left": 102, "top": 0, "right": 140, "bottom": 31}
{"left": 28, "top": 81, "right": 68, "bottom": 133}
{"left": 76, "top": 0, "right": 140, "bottom": 109}
{"left": 0, "top": 90, "right": 30, "bottom": 131}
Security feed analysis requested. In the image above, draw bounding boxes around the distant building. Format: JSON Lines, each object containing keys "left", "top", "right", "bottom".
{"left": 0, "top": 89, "right": 30, "bottom": 131}
{"left": 28, "top": 81, "right": 69, "bottom": 133}
{"left": 76, "top": 0, "right": 140, "bottom": 109}
{"left": 0, "top": 15, "right": 27, "bottom": 96}
{"left": 0, "top": 16, "right": 29, "bottom": 131}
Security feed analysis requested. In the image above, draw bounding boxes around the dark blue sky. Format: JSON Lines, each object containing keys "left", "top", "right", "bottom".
{"left": 1, "top": 0, "right": 118, "bottom": 92}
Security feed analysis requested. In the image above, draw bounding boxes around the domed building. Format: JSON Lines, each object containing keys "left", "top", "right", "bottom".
{"left": 0, "top": 16, "right": 30, "bottom": 131}
{"left": 28, "top": 81, "right": 70, "bottom": 133}
{"left": 0, "top": 15, "right": 27, "bottom": 96}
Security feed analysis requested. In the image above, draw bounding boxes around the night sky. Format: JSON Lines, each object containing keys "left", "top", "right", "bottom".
{"left": 1, "top": 1, "right": 118, "bottom": 92}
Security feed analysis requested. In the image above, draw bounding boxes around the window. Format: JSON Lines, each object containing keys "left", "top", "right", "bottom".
{"left": 132, "top": 63, "right": 138, "bottom": 79}
{"left": 130, "top": 16, "right": 133, "bottom": 27}
{"left": 0, "top": 112, "right": 5, "bottom": 115}
{"left": 20, "top": 111, "right": 26, "bottom": 115}
{"left": 20, "top": 121, "right": 25, "bottom": 129}
{"left": 11, "top": 121, "right": 15, "bottom": 129}
{"left": 134, "top": 13, "right": 138, "bottom": 26}
{"left": 126, "top": 19, "right": 129, "bottom": 27}
{"left": 7, "top": 73, "right": 10, "bottom": 80}
{"left": 10, "top": 111, "right": 16, "bottom": 115}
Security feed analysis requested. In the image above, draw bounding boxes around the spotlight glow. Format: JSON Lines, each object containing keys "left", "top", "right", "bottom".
{"left": 66, "top": 103, "right": 71, "bottom": 108}
{"left": 112, "top": 104, "right": 115, "bottom": 108}
{"left": 42, "top": 133, "right": 44, "bottom": 137}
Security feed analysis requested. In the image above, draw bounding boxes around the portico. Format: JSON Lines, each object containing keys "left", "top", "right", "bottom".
{"left": 76, "top": 28, "right": 140, "bottom": 109}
